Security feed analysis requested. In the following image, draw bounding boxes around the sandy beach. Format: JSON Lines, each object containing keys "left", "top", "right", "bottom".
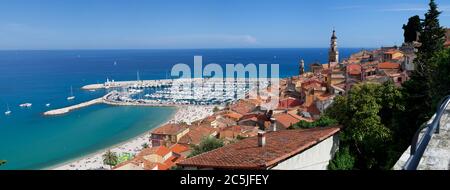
{"left": 52, "top": 105, "right": 214, "bottom": 170}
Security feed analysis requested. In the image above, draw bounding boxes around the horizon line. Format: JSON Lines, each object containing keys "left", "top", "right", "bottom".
{"left": 0, "top": 47, "right": 379, "bottom": 51}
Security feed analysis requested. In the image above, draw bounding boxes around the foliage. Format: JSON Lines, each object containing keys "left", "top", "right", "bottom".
{"left": 170, "top": 165, "right": 183, "bottom": 170}
{"left": 213, "top": 106, "right": 220, "bottom": 112}
{"left": 402, "top": 15, "right": 421, "bottom": 43}
{"left": 417, "top": 0, "right": 446, "bottom": 61}
{"left": 328, "top": 146, "right": 355, "bottom": 170}
{"left": 325, "top": 82, "right": 403, "bottom": 169}
{"left": 0, "top": 160, "right": 6, "bottom": 167}
{"left": 141, "top": 143, "right": 149, "bottom": 149}
{"left": 188, "top": 136, "right": 224, "bottom": 158}
{"left": 326, "top": 0, "right": 448, "bottom": 170}
{"left": 117, "top": 153, "right": 133, "bottom": 163}
{"left": 401, "top": 0, "right": 447, "bottom": 140}
{"left": 289, "top": 116, "right": 338, "bottom": 129}
{"left": 430, "top": 48, "right": 450, "bottom": 107}
{"left": 102, "top": 150, "right": 119, "bottom": 169}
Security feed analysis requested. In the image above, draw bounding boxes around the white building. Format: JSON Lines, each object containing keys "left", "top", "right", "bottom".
{"left": 177, "top": 127, "right": 341, "bottom": 170}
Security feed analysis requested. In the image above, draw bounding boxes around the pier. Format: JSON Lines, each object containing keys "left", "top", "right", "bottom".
{"left": 43, "top": 97, "right": 104, "bottom": 116}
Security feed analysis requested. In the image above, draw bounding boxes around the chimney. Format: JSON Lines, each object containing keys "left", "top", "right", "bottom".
{"left": 270, "top": 118, "right": 277, "bottom": 132}
{"left": 258, "top": 131, "right": 266, "bottom": 147}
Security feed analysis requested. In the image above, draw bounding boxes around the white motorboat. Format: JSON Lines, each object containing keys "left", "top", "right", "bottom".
{"left": 19, "top": 103, "right": 32, "bottom": 108}
{"left": 67, "top": 86, "right": 75, "bottom": 100}
{"left": 46, "top": 103, "right": 51, "bottom": 107}
{"left": 5, "top": 103, "right": 11, "bottom": 115}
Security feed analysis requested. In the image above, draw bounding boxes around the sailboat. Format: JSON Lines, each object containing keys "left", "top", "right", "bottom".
{"left": 5, "top": 103, "right": 11, "bottom": 115}
{"left": 67, "top": 86, "right": 75, "bottom": 100}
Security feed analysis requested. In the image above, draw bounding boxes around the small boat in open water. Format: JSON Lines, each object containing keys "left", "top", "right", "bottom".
{"left": 46, "top": 103, "right": 51, "bottom": 107}
{"left": 5, "top": 103, "right": 11, "bottom": 115}
{"left": 19, "top": 103, "right": 32, "bottom": 108}
{"left": 67, "top": 86, "right": 75, "bottom": 100}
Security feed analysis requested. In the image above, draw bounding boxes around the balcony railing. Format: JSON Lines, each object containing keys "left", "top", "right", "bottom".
{"left": 403, "top": 95, "right": 450, "bottom": 170}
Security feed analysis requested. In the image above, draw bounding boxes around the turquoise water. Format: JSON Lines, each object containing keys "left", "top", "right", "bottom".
{"left": 0, "top": 49, "right": 362, "bottom": 170}
{"left": 0, "top": 104, "right": 175, "bottom": 170}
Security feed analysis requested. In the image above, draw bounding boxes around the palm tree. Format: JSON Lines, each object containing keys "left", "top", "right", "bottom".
{"left": 102, "top": 150, "right": 118, "bottom": 169}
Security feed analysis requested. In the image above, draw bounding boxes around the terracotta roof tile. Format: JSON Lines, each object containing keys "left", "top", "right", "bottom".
{"left": 378, "top": 62, "right": 400, "bottom": 69}
{"left": 273, "top": 113, "right": 301, "bottom": 129}
{"left": 230, "top": 100, "right": 257, "bottom": 115}
{"left": 151, "top": 124, "right": 188, "bottom": 135}
{"left": 223, "top": 112, "right": 244, "bottom": 121}
{"left": 170, "top": 144, "right": 190, "bottom": 154}
{"left": 347, "top": 64, "right": 361, "bottom": 75}
{"left": 178, "top": 126, "right": 217, "bottom": 145}
{"left": 177, "top": 127, "right": 341, "bottom": 169}
{"left": 137, "top": 146, "right": 171, "bottom": 158}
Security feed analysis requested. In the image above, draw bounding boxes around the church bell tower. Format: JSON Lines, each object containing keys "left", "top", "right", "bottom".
{"left": 299, "top": 59, "right": 305, "bottom": 75}
{"left": 329, "top": 29, "right": 339, "bottom": 64}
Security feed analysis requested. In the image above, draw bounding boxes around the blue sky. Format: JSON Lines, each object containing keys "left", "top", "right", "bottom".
{"left": 0, "top": 0, "right": 449, "bottom": 49}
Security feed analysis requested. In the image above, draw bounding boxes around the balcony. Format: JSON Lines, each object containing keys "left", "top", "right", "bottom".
{"left": 394, "top": 95, "right": 450, "bottom": 170}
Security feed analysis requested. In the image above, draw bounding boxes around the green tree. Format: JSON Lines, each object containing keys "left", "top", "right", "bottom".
{"left": 328, "top": 147, "right": 355, "bottom": 170}
{"left": 402, "top": 15, "right": 421, "bottom": 43}
{"left": 0, "top": 160, "right": 6, "bottom": 167}
{"left": 326, "top": 82, "right": 401, "bottom": 169}
{"left": 417, "top": 0, "right": 446, "bottom": 61}
{"left": 213, "top": 106, "right": 220, "bottom": 112}
{"left": 188, "top": 136, "right": 224, "bottom": 158}
{"left": 430, "top": 48, "right": 450, "bottom": 106}
{"left": 141, "top": 143, "right": 149, "bottom": 149}
{"left": 401, "top": 0, "right": 446, "bottom": 139}
{"left": 102, "top": 150, "right": 119, "bottom": 169}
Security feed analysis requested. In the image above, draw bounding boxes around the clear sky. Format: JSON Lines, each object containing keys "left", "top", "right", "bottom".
{"left": 0, "top": 0, "right": 449, "bottom": 50}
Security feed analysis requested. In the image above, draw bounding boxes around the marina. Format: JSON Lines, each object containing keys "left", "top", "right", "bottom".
{"left": 45, "top": 78, "right": 274, "bottom": 116}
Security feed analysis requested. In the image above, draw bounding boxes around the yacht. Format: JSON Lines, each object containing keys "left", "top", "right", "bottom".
{"left": 5, "top": 104, "right": 11, "bottom": 115}
{"left": 67, "top": 86, "right": 75, "bottom": 100}
{"left": 19, "top": 103, "right": 32, "bottom": 108}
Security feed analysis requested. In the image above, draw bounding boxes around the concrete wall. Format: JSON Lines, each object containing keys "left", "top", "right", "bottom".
{"left": 271, "top": 134, "right": 339, "bottom": 170}
{"left": 403, "top": 54, "right": 416, "bottom": 71}
{"left": 316, "top": 97, "right": 335, "bottom": 114}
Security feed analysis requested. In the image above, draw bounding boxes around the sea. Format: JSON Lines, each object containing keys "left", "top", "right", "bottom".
{"left": 0, "top": 48, "right": 362, "bottom": 169}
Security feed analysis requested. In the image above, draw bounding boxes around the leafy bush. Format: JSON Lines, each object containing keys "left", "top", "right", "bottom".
{"left": 328, "top": 146, "right": 355, "bottom": 170}
{"left": 289, "top": 116, "right": 338, "bottom": 129}
{"left": 188, "top": 136, "right": 224, "bottom": 158}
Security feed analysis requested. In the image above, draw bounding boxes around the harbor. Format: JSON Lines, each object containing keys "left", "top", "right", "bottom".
{"left": 81, "top": 79, "right": 174, "bottom": 90}
{"left": 44, "top": 77, "right": 275, "bottom": 116}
